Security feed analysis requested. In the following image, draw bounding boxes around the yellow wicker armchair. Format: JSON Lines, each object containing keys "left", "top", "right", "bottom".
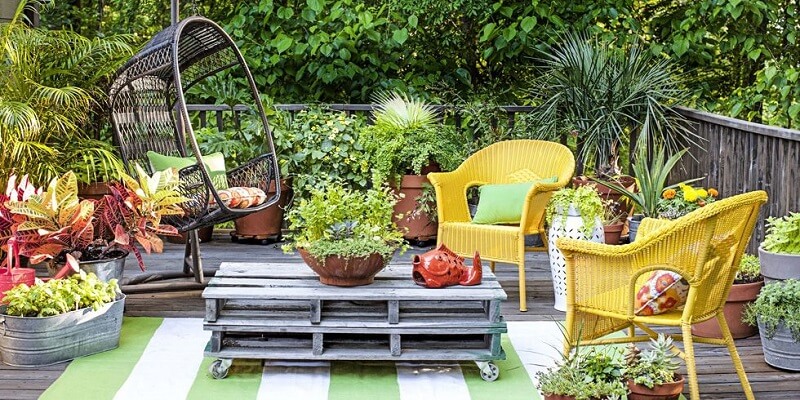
{"left": 427, "top": 140, "right": 575, "bottom": 312}
{"left": 557, "top": 190, "right": 767, "bottom": 400}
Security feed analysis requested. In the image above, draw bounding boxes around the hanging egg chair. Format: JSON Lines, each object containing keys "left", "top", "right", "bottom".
{"left": 109, "top": 16, "right": 281, "bottom": 283}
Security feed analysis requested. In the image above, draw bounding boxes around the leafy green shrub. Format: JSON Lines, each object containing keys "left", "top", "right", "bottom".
{"left": 536, "top": 347, "right": 626, "bottom": 399}
{"left": 2, "top": 271, "right": 119, "bottom": 317}
{"left": 744, "top": 279, "right": 800, "bottom": 342}
{"left": 546, "top": 185, "right": 604, "bottom": 237}
{"left": 761, "top": 213, "right": 800, "bottom": 254}
{"left": 361, "top": 92, "right": 467, "bottom": 185}
{"left": 623, "top": 335, "right": 681, "bottom": 389}
{"left": 283, "top": 184, "right": 406, "bottom": 260}
{"left": 736, "top": 254, "right": 762, "bottom": 284}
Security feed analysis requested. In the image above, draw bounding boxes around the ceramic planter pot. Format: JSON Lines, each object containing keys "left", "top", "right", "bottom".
{"left": 0, "top": 295, "right": 125, "bottom": 367}
{"left": 603, "top": 222, "right": 624, "bottom": 245}
{"left": 757, "top": 318, "right": 800, "bottom": 371}
{"left": 759, "top": 246, "right": 800, "bottom": 283}
{"left": 297, "top": 248, "right": 390, "bottom": 287}
{"left": 628, "top": 215, "right": 644, "bottom": 242}
{"left": 692, "top": 280, "right": 763, "bottom": 339}
{"left": 627, "top": 373, "right": 685, "bottom": 400}
{"left": 548, "top": 205, "right": 604, "bottom": 311}
{"left": 393, "top": 174, "right": 437, "bottom": 242}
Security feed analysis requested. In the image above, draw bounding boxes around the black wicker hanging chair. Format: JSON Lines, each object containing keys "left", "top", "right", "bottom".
{"left": 109, "top": 16, "right": 280, "bottom": 284}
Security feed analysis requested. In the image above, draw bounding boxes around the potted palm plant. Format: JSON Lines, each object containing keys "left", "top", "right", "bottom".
{"left": 758, "top": 212, "right": 800, "bottom": 282}
{"left": 546, "top": 185, "right": 604, "bottom": 311}
{"left": 744, "top": 279, "right": 800, "bottom": 371}
{"left": 283, "top": 183, "right": 406, "bottom": 286}
{"left": 693, "top": 254, "right": 763, "bottom": 339}
{"left": 361, "top": 92, "right": 467, "bottom": 242}
{"left": 623, "top": 335, "right": 685, "bottom": 399}
{"left": 0, "top": 270, "right": 124, "bottom": 367}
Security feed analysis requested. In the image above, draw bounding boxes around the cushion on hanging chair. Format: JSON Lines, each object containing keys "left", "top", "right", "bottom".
{"left": 211, "top": 187, "right": 267, "bottom": 209}
{"left": 147, "top": 151, "right": 229, "bottom": 190}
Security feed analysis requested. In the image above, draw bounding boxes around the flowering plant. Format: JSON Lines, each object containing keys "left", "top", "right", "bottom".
{"left": 656, "top": 184, "right": 718, "bottom": 219}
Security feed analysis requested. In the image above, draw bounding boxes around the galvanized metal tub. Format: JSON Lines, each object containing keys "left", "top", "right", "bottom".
{"left": 758, "top": 318, "right": 800, "bottom": 371}
{"left": 46, "top": 251, "right": 128, "bottom": 282}
{"left": 0, "top": 295, "right": 125, "bottom": 367}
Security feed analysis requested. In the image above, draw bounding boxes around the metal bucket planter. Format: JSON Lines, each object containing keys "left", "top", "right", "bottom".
{"left": 0, "top": 295, "right": 125, "bottom": 367}
{"left": 758, "top": 318, "right": 800, "bottom": 371}
{"left": 46, "top": 251, "right": 128, "bottom": 282}
{"left": 759, "top": 247, "right": 800, "bottom": 283}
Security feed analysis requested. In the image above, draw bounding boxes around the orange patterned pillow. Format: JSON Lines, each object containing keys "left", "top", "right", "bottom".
{"left": 635, "top": 271, "right": 689, "bottom": 316}
{"left": 211, "top": 187, "right": 267, "bottom": 209}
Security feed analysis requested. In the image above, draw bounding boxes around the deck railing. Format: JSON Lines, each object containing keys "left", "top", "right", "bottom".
{"left": 187, "top": 103, "right": 800, "bottom": 252}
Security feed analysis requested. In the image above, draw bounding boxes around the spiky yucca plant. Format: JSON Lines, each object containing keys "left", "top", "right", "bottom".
{"left": 371, "top": 91, "right": 437, "bottom": 130}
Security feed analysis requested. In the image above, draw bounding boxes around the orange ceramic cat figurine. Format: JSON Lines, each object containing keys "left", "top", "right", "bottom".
{"left": 411, "top": 244, "right": 482, "bottom": 288}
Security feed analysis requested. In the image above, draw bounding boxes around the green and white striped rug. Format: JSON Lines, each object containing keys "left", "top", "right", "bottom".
{"left": 41, "top": 318, "right": 568, "bottom": 400}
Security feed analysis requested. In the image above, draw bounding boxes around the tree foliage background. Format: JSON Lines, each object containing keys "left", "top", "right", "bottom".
{"left": 41, "top": 0, "right": 800, "bottom": 129}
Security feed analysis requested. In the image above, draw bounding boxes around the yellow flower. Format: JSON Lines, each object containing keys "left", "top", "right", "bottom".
{"left": 683, "top": 187, "right": 698, "bottom": 202}
{"left": 696, "top": 188, "right": 708, "bottom": 198}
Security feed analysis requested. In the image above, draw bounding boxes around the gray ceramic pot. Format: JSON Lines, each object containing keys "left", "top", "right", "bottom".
{"left": 759, "top": 247, "right": 800, "bottom": 283}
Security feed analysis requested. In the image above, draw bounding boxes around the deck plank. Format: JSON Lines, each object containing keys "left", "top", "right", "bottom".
{"left": 11, "top": 234, "right": 798, "bottom": 399}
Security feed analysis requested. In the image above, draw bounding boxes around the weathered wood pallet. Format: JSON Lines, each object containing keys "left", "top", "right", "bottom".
{"left": 202, "top": 262, "right": 508, "bottom": 380}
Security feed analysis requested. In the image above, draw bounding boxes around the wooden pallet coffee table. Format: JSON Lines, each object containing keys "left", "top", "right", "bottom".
{"left": 202, "top": 262, "right": 508, "bottom": 381}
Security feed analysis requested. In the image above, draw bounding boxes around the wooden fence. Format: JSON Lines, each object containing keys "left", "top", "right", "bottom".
{"left": 187, "top": 103, "right": 800, "bottom": 253}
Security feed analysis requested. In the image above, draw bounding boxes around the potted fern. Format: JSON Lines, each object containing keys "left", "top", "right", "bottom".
{"left": 623, "top": 335, "right": 685, "bottom": 399}
{"left": 545, "top": 185, "right": 604, "bottom": 311}
{"left": 758, "top": 212, "right": 800, "bottom": 282}
{"left": 0, "top": 270, "right": 124, "bottom": 367}
{"left": 360, "top": 92, "right": 466, "bottom": 242}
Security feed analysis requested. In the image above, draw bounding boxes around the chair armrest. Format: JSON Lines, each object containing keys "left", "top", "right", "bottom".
{"left": 428, "top": 170, "right": 477, "bottom": 223}
{"left": 521, "top": 181, "right": 566, "bottom": 233}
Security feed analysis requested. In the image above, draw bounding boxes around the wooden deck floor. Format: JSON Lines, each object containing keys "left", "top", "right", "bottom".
{"left": 3, "top": 233, "right": 798, "bottom": 399}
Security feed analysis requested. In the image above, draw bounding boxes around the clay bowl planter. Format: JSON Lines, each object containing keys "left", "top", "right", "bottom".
{"left": 297, "top": 248, "right": 389, "bottom": 287}
{"left": 627, "top": 374, "right": 685, "bottom": 400}
{"left": 232, "top": 179, "right": 291, "bottom": 241}
{"left": 692, "top": 280, "right": 763, "bottom": 339}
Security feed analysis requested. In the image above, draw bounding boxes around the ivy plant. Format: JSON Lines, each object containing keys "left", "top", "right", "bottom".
{"left": 546, "top": 185, "right": 605, "bottom": 237}
{"left": 744, "top": 279, "right": 800, "bottom": 342}
{"left": 2, "top": 271, "right": 119, "bottom": 317}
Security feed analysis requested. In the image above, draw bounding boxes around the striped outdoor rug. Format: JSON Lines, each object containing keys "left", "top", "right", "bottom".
{"left": 40, "top": 318, "right": 568, "bottom": 400}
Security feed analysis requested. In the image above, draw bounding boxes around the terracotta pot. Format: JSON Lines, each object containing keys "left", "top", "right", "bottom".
{"left": 627, "top": 374, "right": 685, "bottom": 400}
{"left": 393, "top": 175, "right": 437, "bottom": 241}
{"left": 297, "top": 248, "right": 388, "bottom": 287}
{"left": 165, "top": 226, "right": 214, "bottom": 244}
{"left": 233, "top": 179, "right": 291, "bottom": 237}
{"left": 603, "top": 222, "right": 624, "bottom": 245}
{"left": 0, "top": 268, "right": 36, "bottom": 301}
{"left": 77, "top": 182, "right": 112, "bottom": 201}
{"left": 692, "top": 280, "right": 763, "bottom": 339}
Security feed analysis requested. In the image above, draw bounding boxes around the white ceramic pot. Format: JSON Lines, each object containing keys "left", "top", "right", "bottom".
{"left": 548, "top": 206, "right": 603, "bottom": 311}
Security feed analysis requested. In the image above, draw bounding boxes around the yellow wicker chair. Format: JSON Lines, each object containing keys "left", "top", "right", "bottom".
{"left": 428, "top": 139, "right": 575, "bottom": 312}
{"left": 557, "top": 190, "right": 767, "bottom": 400}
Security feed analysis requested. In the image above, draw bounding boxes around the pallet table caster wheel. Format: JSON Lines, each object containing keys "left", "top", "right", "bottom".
{"left": 209, "top": 359, "right": 232, "bottom": 379}
{"left": 477, "top": 361, "right": 499, "bottom": 382}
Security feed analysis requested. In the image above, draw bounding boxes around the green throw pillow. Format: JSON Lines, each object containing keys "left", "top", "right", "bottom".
{"left": 146, "top": 151, "right": 229, "bottom": 190}
{"left": 471, "top": 177, "right": 558, "bottom": 225}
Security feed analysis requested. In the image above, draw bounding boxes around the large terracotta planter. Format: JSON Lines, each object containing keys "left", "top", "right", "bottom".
{"left": 393, "top": 175, "right": 437, "bottom": 242}
{"left": 165, "top": 226, "right": 214, "bottom": 244}
{"left": 77, "top": 181, "right": 112, "bottom": 200}
{"left": 627, "top": 374, "right": 685, "bottom": 400}
{"left": 233, "top": 179, "right": 291, "bottom": 239}
{"left": 297, "top": 248, "right": 389, "bottom": 287}
{"left": 692, "top": 280, "right": 763, "bottom": 339}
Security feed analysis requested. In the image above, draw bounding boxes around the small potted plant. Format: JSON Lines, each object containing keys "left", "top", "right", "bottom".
{"left": 546, "top": 185, "right": 604, "bottom": 311}
{"left": 0, "top": 270, "right": 124, "bottom": 366}
{"left": 536, "top": 347, "right": 627, "bottom": 399}
{"left": 283, "top": 183, "right": 406, "bottom": 286}
{"left": 602, "top": 199, "right": 626, "bottom": 245}
{"left": 758, "top": 212, "right": 800, "bottom": 282}
{"left": 7, "top": 167, "right": 186, "bottom": 281}
{"left": 360, "top": 92, "right": 467, "bottom": 241}
{"left": 693, "top": 254, "right": 763, "bottom": 339}
{"left": 623, "top": 334, "right": 686, "bottom": 399}
{"left": 744, "top": 279, "right": 800, "bottom": 371}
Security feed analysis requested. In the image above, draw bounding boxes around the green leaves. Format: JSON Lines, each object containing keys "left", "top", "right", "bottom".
{"left": 762, "top": 212, "right": 800, "bottom": 254}
{"left": 3, "top": 271, "right": 119, "bottom": 317}
{"left": 392, "top": 28, "right": 409, "bottom": 45}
